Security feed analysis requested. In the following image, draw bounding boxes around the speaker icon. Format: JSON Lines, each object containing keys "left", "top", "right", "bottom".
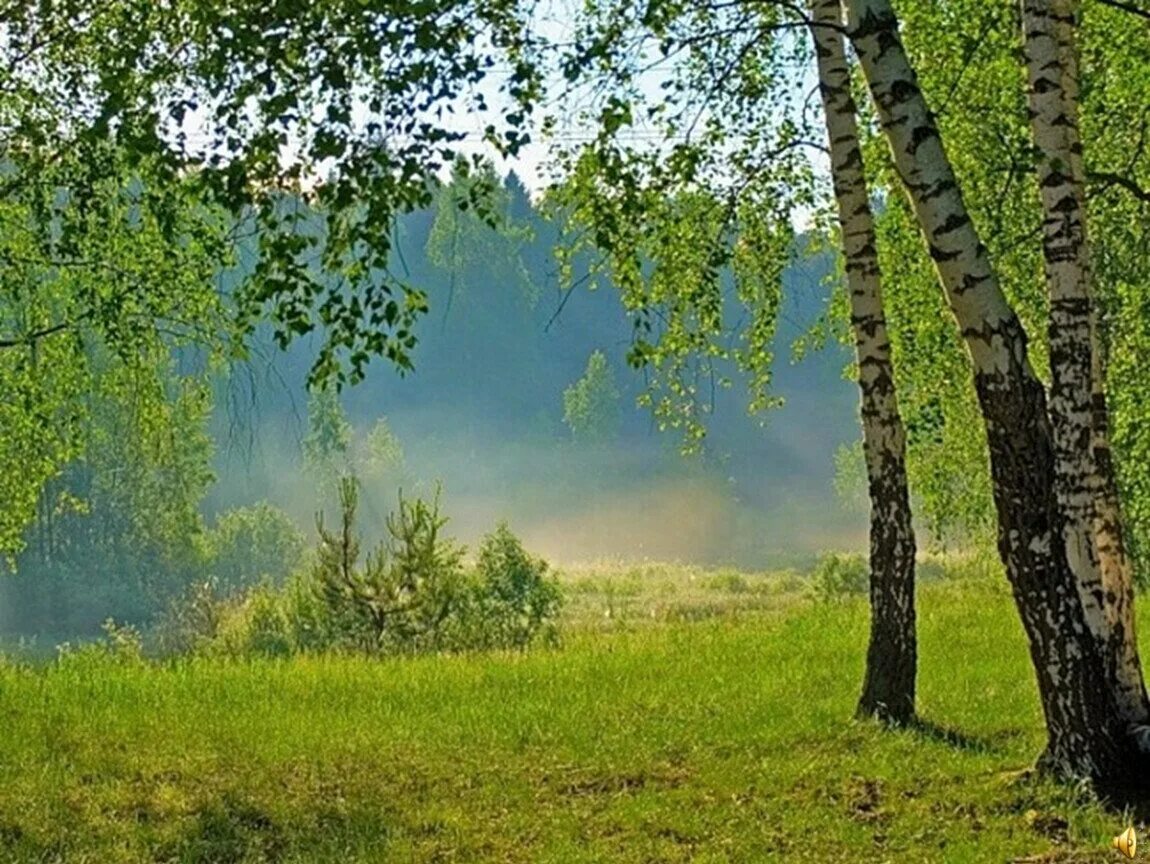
{"left": 1114, "top": 826, "right": 1137, "bottom": 859}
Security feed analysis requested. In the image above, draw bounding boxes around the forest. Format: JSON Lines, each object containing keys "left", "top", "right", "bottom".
{"left": 1, "top": 0, "right": 1150, "bottom": 861}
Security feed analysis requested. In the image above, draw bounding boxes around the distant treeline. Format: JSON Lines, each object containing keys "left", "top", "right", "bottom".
{"left": 1, "top": 168, "right": 859, "bottom": 643}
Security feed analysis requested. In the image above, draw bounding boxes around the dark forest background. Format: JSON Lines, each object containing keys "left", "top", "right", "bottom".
{"left": 1, "top": 171, "right": 860, "bottom": 643}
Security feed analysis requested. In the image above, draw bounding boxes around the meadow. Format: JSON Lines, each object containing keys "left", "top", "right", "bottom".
{"left": 0, "top": 561, "right": 1136, "bottom": 863}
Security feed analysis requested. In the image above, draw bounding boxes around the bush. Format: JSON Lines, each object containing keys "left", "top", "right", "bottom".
{"left": 152, "top": 580, "right": 225, "bottom": 656}
{"left": 57, "top": 619, "right": 145, "bottom": 668}
{"left": 154, "top": 579, "right": 300, "bottom": 659}
{"left": 219, "top": 586, "right": 294, "bottom": 658}
{"left": 810, "top": 552, "right": 869, "bottom": 602}
{"left": 470, "top": 523, "right": 562, "bottom": 650}
{"left": 153, "top": 480, "right": 563, "bottom": 659}
{"left": 281, "top": 563, "right": 344, "bottom": 654}
{"left": 203, "top": 503, "right": 305, "bottom": 596}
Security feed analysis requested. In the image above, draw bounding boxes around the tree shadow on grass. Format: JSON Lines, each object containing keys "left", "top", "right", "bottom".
{"left": 902, "top": 716, "right": 1010, "bottom": 755}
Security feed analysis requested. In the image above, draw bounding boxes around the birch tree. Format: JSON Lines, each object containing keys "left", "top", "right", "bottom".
{"left": 872, "top": 0, "right": 1150, "bottom": 576}
{"left": 1020, "top": 0, "right": 1149, "bottom": 729}
{"left": 552, "top": 0, "right": 924, "bottom": 724}
{"left": 845, "top": 0, "right": 1144, "bottom": 783}
{"left": 809, "top": 0, "right": 916, "bottom": 725}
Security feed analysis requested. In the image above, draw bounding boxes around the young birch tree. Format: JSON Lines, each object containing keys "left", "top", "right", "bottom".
{"left": 809, "top": 0, "right": 916, "bottom": 725}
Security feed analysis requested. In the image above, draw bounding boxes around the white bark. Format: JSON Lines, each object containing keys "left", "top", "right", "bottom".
{"left": 1022, "top": 0, "right": 1109, "bottom": 676}
{"left": 845, "top": 0, "right": 1130, "bottom": 782}
{"left": 810, "top": 0, "right": 917, "bottom": 724}
{"left": 1023, "top": 0, "right": 1149, "bottom": 728}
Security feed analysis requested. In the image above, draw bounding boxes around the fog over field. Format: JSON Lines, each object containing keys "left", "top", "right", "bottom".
{"left": 0, "top": 174, "right": 863, "bottom": 642}
{"left": 201, "top": 201, "right": 864, "bottom": 570}
{"left": 212, "top": 403, "right": 865, "bottom": 572}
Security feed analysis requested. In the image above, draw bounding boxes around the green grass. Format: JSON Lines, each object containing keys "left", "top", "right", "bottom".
{"left": 554, "top": 561, "right": 808, "bottom": 630}
{"left": 0, "top": 570, "right": 1137, "bottom": 862}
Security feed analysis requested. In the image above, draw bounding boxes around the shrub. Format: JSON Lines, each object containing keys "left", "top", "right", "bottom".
{"left": 152, "top": 580, "right": 225, "bottom": 655}
{"left": 307, "top": 478, "right": 467, "bottom": 654}
{"left": 57, "top": 619, "right": 145, "bottom": 668}
{"left": 470, "top": 523, "right": 562, "bottom": 649}
{"left": 281, "top": 562, "right": 344, "bottom": 654}
{"left": 204, "top": 503, "right": 305, "bottom": 595}
{"left": 154, "top": 480, "right": 563, "bottom": 659}
{"left": 810, "top": 552, "right": 869, "bottom": 602}
{"left": 227, "top": 586, "right": 294, "bottom": 658}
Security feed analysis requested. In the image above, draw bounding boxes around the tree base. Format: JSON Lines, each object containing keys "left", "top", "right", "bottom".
{"left": 855, "top": 698, "right": 915, "bottom": 728}
{"left": 1034, "top": 731, "right": 1150, "bottom": 795}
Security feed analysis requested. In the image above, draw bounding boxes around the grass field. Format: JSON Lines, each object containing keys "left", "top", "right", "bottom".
{"left": 0, "top": 563, "right": 1140, "bottom": 863}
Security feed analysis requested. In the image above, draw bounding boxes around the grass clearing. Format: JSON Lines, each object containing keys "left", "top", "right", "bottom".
{"left": 554, "top": 561, "right": 808, "bottom": 630}
{"left": 0, "top": 566, "right": 1136, "bottom": 862}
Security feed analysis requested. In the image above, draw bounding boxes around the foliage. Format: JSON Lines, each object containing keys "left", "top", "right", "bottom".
{"left": 472, "top": 523, "right": 562, "bottom": 650}
{"left": 0, "top": 148, "right": 228, "bottom": 563}
{"left": 220, "top": 586, "right": 295, "bottom": 659}
{"left": 309, "top": 478, "right": 467, "bottom": 654}
{"left": 304, "top": 394, "right": 411, "bottom": 501}
{"left": 562, "top": 350, "right": 621, "bottom": 442}
{"left": 551, "top": 0, "right": 1150, "bottom": 579}
{"left": 0, "top": 333, "right": 86, "bottom": 565}
{"left": 203, "top": 503, "right": 305, "bottom": 596}
{"left": 426, "top": 161, "right": 541, "bottom": 314}
{"left": 2, "top": 0, "right": 546, "bottom": 387}
{"left": 301, "top": 480, "right": 562, "bottom": 655}
{"left": 850, "top": 0, "right": 1150, "bottom": 564}
{"left": 0, "top": 9, "right": 233, "bottom": 560}
{"left": 832, "top": 440, "right": 869, "bottom": 516}
{"left": 302, "top": 386, "right": 354, "bottom": 496}
{"left": 809, "top": 552, "right": 869, "bottom": 602}
{"left": 0, "top": 0, "right": 545, "bottom": 569}
{"left": 152, "top": 581, "right": 223, "bottom": 657}
{"left": 4, "top": 356, "right": 217, "bottom": 635}
{"left": 548, "top": 0, "right": 812, "bottom": 450}
{"left": 705, "top": 571, "right": 752, "bottom": 594}
{"left": 56, "top": 619, "right": 146, "bottom": 669}
{"left": 357, "top": 417, "right": 407, "bottom": 484}
{"left": 151, "top": 480, "right": 563, "bottom": 658}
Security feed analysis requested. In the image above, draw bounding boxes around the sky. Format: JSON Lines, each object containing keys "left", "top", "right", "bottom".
{"left": 170, "top": 0, "right": 825, "bottom": 205}
{"left": 452, "top": 0, "right": 829, "bottom": 231}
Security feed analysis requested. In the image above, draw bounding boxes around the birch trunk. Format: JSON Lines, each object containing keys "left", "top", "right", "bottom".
{"left": 845, "top": 0, "right": 1133, "bottom": 784}
{"left": 1027, "top": 0, "right": 1150, "bottom": 732}
{"left": 1021, "top": 0, "right": 1112, "bottom": 688}
{"left": 810, "top": 0, "right": 917, "bottom": 726}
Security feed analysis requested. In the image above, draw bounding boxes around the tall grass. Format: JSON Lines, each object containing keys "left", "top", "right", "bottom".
{"left": 0, "top": 572, "right": 1132, "bottom": 862}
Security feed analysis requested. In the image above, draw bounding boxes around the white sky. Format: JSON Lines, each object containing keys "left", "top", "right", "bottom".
{"left": 173, "top": 0, "right": 826, "bottom": 214}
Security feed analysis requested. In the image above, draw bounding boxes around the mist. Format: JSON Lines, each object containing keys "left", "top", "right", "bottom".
{"left": 0, "top": 171, "right": 865, "bottom": 642}
{"left": 210, "top": 407, "right": 865, "bottom": 574}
